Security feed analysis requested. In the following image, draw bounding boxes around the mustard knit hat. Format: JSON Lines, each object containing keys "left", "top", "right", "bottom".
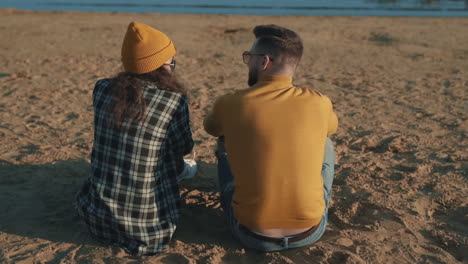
{"left": 121, "top": 22, "right": 176, "bottom": 74}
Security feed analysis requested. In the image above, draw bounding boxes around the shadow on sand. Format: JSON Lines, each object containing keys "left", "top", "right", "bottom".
{"left": 0, "top": 159, "right": 345, "bottom": 262}
{"left": 0, "top": 160, "right": 249, "bottom": 254}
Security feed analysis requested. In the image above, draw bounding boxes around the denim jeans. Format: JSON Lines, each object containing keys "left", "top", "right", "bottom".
{"left": 216, "top": 137, "right": 335, "bottom": 251}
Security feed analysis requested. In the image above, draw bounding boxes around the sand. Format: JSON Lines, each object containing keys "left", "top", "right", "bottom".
{"left": 0, "top": 9, "right": 467, "bottom": 264}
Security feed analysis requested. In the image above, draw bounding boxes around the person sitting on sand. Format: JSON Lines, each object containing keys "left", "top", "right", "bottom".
{"left": 204, "top": 24, "right": 338, "bottom": 251}
{"left": 75, "top": 21, "right": 196, "bottom": 255}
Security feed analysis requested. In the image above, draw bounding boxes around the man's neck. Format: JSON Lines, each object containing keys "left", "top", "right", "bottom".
{"left": 260, "top": 68, "right": 294, "bottom": 80}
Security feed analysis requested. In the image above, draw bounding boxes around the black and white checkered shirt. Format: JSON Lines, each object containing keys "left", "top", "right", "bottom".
{"left": 76, "top": 79, "right": 193, "bottom": 255}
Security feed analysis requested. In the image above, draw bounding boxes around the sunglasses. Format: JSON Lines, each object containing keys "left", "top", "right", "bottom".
{"left": 242, "top": 51, "right": 273, "bottom": 64}
{"left": 164, "top": 58, "right": 176, "bottom": 71}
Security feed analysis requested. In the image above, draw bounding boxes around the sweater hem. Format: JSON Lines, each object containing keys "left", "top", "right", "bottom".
{"left": 236, "top": 216, "right": 323, "bottom": 230}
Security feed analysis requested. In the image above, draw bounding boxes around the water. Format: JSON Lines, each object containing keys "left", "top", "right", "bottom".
{"left": 0, "top": 0, "right": 467, "bottom": 17}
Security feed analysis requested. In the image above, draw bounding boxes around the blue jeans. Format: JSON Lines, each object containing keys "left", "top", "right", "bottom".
{"left": 216, "top": 137, "right": 335, "bottom": 251}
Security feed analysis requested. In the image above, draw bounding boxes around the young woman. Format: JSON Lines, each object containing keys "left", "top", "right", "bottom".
{"left": 76, "top": 22, "right": 196, "bottom": 255}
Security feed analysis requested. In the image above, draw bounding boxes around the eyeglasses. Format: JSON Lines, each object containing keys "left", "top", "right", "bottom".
{"left": 242, "top": 51, "right": 273, "bottom": 64}
{"left": 164, "top": 59, "right": 176, "bottom": 71}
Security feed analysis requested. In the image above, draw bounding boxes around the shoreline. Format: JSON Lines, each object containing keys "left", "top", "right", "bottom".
{"left": 1, "top": 7, "right": 468, "bottom": 18}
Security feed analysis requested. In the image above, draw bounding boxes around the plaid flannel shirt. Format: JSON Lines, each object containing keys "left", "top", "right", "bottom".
{"left": 76, "top": 79, "right": 193, "bottom": 255}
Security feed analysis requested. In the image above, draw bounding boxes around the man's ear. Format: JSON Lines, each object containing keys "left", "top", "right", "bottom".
{"left": 261, "top": 56, "right": 270, "bottom": 71}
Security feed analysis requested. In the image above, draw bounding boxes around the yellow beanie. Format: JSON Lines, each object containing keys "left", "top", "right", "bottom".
{"left": 121, "top": 22, "right": 176, "bottom": 74}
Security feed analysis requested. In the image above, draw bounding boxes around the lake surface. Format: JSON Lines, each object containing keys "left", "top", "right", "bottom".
{"left": 0, "top": 0, "right": 467, "bottom": 17}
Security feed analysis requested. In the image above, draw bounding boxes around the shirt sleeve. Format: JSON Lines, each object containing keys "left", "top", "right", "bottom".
{"left": 203, "top": 96, "right": 224, "bottom": 137}
{"left": 167, "top": 96, "right": 194, "bottom": 156}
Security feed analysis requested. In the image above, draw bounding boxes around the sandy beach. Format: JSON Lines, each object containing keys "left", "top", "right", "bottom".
{"left": 0, "top": 9, "right": 467, "bottom": 263}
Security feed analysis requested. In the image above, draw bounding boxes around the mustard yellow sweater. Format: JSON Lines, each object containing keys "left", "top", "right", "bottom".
{"left": 204, "top": 75, "right": 338, "bottom": 229}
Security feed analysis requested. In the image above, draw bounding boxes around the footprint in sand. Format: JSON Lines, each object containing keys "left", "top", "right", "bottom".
{"left": 160, "top": 253, "right": 194, "bottom": 264}
{"left": 25, "top": 115, "right": 41, "bottom": 128}
{"left": 330, "top": 200, "right": 401, "bottom": 232}
{"left": 392, "top": 164, "right": 417, "bottom": 173}
{"left": 3, "top": 87, "right": 17, "bottom": 97}
{"left": 11, "top": 143, "right": 39, "bottom": 161}
{"left": 62, "top": 112, "right": 80, "bottom": 123}
{"left": 390, "top": 172, "right": 404, "bottom": 181}
{"left": 328, "top": 251, "right": 356, "bottom": 263}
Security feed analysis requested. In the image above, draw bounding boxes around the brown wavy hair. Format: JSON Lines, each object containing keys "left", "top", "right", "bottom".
{"left": 107, "top": 67, "right": 187, "bottom": 129}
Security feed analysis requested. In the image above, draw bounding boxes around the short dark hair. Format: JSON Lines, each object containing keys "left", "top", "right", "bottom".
{"left": 253, "top": 24, "right": 303, "bottom": 66}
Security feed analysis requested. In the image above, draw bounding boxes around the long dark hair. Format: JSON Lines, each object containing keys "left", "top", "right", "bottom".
{"left": 107, "top": 67, "right": 187, "bottom": 129}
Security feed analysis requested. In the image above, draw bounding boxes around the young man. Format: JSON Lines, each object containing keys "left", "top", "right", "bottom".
{"left": 204, "top": 24, "right": 338, "bottom": 251}
{"left": 76, "top": 22, "right": 196, "bottom": 255}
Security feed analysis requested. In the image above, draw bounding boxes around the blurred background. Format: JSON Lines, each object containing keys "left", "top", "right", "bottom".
{"left": 0, "top": 0, "right": 467, "bottom": 16}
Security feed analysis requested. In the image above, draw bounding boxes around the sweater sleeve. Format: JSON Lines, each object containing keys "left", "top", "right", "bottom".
{"left": 326, "top": 96, "right": 338, "bottom": 136}
{"left": 203, "top": 96, "right": 225, "bottom": 137}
